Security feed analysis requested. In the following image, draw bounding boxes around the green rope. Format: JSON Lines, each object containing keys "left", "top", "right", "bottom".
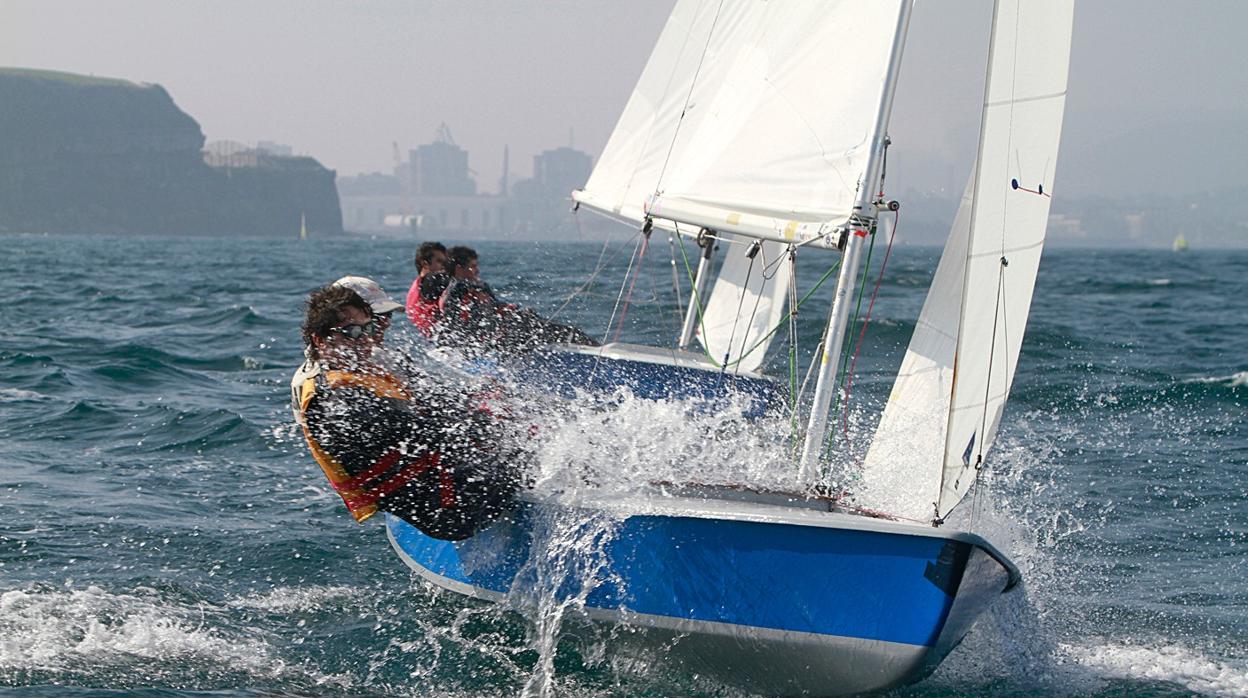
{"left": 723, "top": 256, "right": 842, "bottom": 371}
{"left": 676, "top": 234, "right": 844, "bottom": 372}
{"left": 827, "top": 224, "right": 878, "bottom": 451}
{"left": 675, "top": 231, "right": 721, "bottom": 367}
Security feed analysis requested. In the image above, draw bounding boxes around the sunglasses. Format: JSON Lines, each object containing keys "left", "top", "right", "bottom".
{"left": 330, "top": 320, "right": 377, "bottom": 340}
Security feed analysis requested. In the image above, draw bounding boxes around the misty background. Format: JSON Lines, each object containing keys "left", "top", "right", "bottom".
{"left": 2, "top": 0, "right": 1246, "bottom": 247}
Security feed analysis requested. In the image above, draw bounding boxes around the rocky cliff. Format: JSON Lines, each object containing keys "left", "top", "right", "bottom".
{"left": 0, "top": 68, "right": 342, "bottom": 236}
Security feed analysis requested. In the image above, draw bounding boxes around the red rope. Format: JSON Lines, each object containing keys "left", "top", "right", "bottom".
{"left": 612, "top": 233, "right": 651, "bottom": 342}
{"left": 842, "top": 210, "right": 900, "bottom": 439}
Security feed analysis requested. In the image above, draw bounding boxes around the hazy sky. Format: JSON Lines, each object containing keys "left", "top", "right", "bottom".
{"left": 3, "top": 1, "right": 1246, "bottom": 198}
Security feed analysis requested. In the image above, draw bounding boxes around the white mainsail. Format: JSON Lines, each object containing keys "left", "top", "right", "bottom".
{"left": 862, "top": 0, "right": 1074, "bottom": 520}
{"left": 574, "top": 0, "right": 905, "bottom": 240}
{"left": 575, "top": 0, "right": 905, "bottom": 370}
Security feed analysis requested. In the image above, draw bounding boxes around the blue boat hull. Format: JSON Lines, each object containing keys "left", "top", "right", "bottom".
{"left": 386, "top": 494, "right": 1017, "bottom": 695}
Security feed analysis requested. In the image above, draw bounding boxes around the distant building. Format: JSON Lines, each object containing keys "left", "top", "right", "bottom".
{"left": 511, "top": 146, "right": 594, "bottom": 237}
{"left": 407, "top": 123, "right": 476, "bottom": 196}
{"left": 337, "top": 131, "right": 598, "bottom": 239}
{"left": 532, "top": 147, "right": 593, "bottom": 198}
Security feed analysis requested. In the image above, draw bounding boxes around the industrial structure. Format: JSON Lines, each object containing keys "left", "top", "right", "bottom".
{"left": 337, "top": 125, "right": 594, "bottom": 239}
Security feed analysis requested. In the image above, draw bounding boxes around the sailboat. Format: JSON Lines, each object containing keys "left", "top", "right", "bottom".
{"left": 1172, "top": 232, "right": 1189, "bottom": 252}
{"left": 388, "top": 0, "right": 1073, "bottom": 693}
{"left": 299, "top": 211, "right": 308, "bottom": 240}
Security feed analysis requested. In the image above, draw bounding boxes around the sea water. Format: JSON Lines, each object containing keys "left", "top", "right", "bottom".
{"left": 0, "top": 232, "right": 1244, "bottom": 697}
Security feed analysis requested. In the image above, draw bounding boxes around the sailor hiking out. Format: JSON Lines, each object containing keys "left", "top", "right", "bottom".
{"left": 294, "top": 282, "right": 522, "bottom": 541}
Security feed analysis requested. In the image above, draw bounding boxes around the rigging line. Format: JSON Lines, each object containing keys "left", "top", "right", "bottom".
{"left": 618, "top": 0, "right": 704, "bottom": 205}
{"left": 666, "top": 233, "right": 685, "bottom": 323}
{"left": 675, "top": 224, "right": 721, "bottom": 367}
{"left": 650, "top": 234, "right": 684, "bottom": 346}
{"left": 601, "top": 233, "right": 644, "bottom": 346}
{"left": 612, "top": 228, "right": 653, "bottom": 343}
{"left": 550, "top": 214, "right": 617, "bottom": 319}
{"left": 792, "top": 260, "right": 844, "bottom": 405}
{"left": 652, "top": 0, "right": 727, "bottom": 197}
{"left": 842, "top": 210, "right": 899, "bottom": 444}
{"left": 826, "top": 223, "right": 878, "bottom": 452}
{"left": 759, "top": 243, "right": 788, "bottom": 280}
{"left": 974, "top": 255, "right": 1013, "bottom": 534}
{"left": 736, "top": 258, "right": 768, "bottom": 376}
{"left": 713, "top": 253, "right": 841, "bottom": 371}
{"left": 839, "top": 224, "right": 878, "bottom": 390}
{"left": 974, "top": 260, "right": 1007, "bottom": 482}
{"left": 786, "top": 247, "right": 800, "bottom": 431}
{"left": 1001, "top": 0, "right": 1021, "bottom": 252}
{"left": 721, "top": 250, "right": 757, "bottom": 371}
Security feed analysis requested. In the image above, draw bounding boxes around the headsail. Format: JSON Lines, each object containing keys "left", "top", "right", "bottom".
{"left": 862, "top": 0, "right": 1074, "bottom": 520}
{"left": 858, "top": 175, "right": 975, "bottom": 518}
{"left": 573, "top": 0, "right": 907, "bottom": 245}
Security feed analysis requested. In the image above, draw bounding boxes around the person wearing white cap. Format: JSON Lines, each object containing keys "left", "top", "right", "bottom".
{"left": 289, "top": 276, "right": 404, "bottom": 423}
{"left": 331, "top": 275, "right": 404, "bottom": 341}
{"left": 291, "top": 283, "right": 521, "bottom": 541}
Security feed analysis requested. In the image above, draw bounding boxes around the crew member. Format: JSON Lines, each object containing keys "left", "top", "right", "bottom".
{"left": 294, "top": 284, "right": 520, "bottom": 540}
{"left": 290, "top": 275, "right": 404, "bottom": 424}
{"left": 437, "top": 246, "right": 599, "bottom": 353}
{"left": 406, "top": 241, "right": 447, "bottom": 336}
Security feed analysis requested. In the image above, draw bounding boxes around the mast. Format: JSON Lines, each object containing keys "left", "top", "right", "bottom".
{"left": 677, "top": 230, "right": 716, "bottom": 349}
{"left": 798, "top": 1, "right": 913, "bottom": 481}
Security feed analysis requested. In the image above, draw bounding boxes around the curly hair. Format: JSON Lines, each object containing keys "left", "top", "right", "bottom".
{"left": 302, "top": 285, "right": 370, "bottom": 358}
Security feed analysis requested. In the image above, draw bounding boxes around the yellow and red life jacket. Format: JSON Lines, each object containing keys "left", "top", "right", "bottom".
{"left": 297, "top": 369, "right": 456, "bottom": 523}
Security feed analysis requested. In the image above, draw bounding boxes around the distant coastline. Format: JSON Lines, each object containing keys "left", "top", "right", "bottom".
{"left": 0, "top": 67, "right": 342, "bottom": 238}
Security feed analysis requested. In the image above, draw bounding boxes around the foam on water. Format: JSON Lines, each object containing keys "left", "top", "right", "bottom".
{"left": 0, "top": 387, "right": 51, "bottom": 402}
{"left": 1066, "top": 641, "right": 1248, "bottom": 697}
{"left": 0, "top": 585, "right": 275, "bottom": 674}
{"left": 226, "top": 585, "right": 361, "bottom": 613}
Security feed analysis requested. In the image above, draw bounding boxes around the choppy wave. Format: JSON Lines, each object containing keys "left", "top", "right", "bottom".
{"left": 2, "top": 235, "right": 1245, "bottom": 696}
{"left": 1185, "top": 370, "right": 1248, "bottom": 388}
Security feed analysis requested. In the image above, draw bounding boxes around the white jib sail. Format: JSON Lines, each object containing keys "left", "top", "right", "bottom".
{"left": 695, "top": 235, "right": 791, "bottom": 373}
{"left": 862, "top": 0, "right": 1074, "bottom": 520}
{"left": 858, "top": 176, "right": 975, "bottom": 519}
{"left": 574, "top": 0, "right": 906, "bottom": 239}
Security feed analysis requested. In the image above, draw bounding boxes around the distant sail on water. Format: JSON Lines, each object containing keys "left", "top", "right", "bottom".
{"left": 1173, "top": 233, "right": 1189, "bottom": 252}
{"left": 300, "top": 212, "right": 307, "bottom": 240}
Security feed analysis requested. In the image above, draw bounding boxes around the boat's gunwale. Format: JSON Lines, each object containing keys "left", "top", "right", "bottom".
{"left": 515, "top": 488, "right": 1021, "bottom": 590}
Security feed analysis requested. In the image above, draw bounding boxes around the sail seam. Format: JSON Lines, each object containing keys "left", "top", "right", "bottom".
{"left": 966, "top": 238, "right": 1044, "bottom": 258}
{"left": 984, "top": 89, "right": 1066, "bottom": 107}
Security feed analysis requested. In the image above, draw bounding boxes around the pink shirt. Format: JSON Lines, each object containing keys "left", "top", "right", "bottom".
{"left": 405, "top": 277, "right": 439, "bottom": 337}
